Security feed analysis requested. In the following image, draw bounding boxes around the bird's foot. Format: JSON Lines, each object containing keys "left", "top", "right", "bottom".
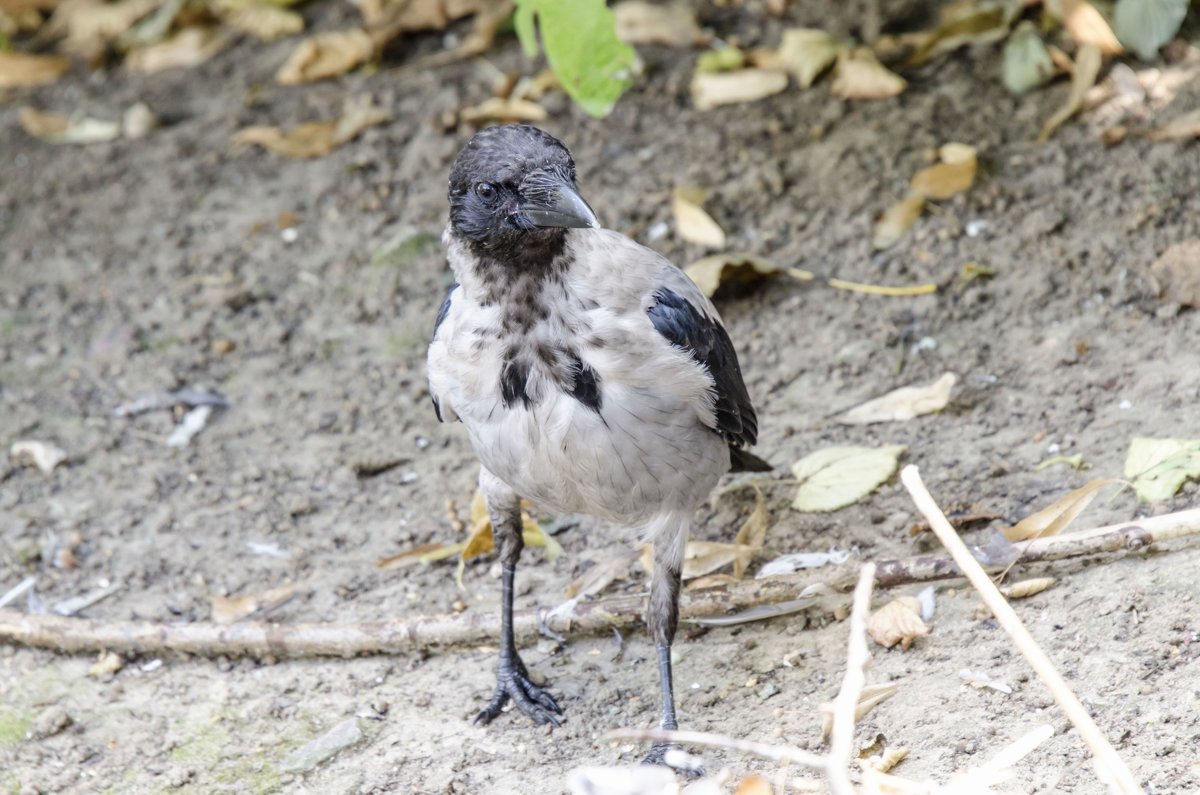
{"left": 474, "top": 655, "right": 562, "bottom": 727}
{"left": 640, "top": 743, "right": 705, "bottom": 777}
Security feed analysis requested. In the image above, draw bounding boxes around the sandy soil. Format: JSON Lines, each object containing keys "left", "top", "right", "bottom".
{"left": 3, "top": 2, "right": 1200, "bottom": 793}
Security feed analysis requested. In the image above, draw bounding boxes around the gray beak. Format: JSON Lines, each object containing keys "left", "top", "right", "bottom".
{"left": 517, "top": 170, "right": 600, "bottom": 230}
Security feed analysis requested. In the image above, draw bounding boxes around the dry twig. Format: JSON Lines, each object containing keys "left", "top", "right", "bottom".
{"left": 900, "top": 465, "right": 1143, "bottom": 795}
{"left": 828, "top": 563, "right": 876, "bottom": 794}
{"left": 1, "top": 509, "right": 1197, "bottom": 659}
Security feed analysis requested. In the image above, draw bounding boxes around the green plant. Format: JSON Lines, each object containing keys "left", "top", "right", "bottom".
{"left": 513, "top": 0, "right": 635, "bottom": 118}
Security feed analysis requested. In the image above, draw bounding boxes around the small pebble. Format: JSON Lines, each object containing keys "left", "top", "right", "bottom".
{"left": 32, "top": 705, "right": 72, "bottom": 739}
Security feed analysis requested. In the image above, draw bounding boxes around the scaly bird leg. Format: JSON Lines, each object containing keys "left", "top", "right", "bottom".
{"left": 641, "top": 521, "right": 686, "bottom": 766}
{"left": 474, "top": 475, "right": 562, "bottom": 727}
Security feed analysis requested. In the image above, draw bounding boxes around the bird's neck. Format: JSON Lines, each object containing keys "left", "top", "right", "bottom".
{"left": 446, "top": 227, "right": 574, "bottom": 312}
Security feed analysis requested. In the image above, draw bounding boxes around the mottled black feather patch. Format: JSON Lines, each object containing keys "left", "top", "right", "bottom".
{"left": 500, "top": 359, "right": 532, "bottom": 408}
{"left": 564, "top": 351, "right": 602, "bottom": 413}
{"left": 647, "top": 289, "right": 758, "bottom": 448}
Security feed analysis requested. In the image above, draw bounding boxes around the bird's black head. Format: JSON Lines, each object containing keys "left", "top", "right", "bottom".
{"left": 448, "top": 124, "right": 599, "bottom": 263}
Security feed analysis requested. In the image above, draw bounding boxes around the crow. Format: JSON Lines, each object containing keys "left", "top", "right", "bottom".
{"left": 427, "top": 123, "right": 769, "bottom": 764}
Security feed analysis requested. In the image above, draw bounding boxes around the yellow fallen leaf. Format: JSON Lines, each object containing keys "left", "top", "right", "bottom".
{"left": 1053, "top": 0, "right": 1122, "bottom": 55}
{"left": 1124, "top": 437, "right": 1200, "bottom": 503}
{"left": 126, "top": 27, "right": 230, "bottom": 73}
{"left": 867, "top": 596, "right": 930, "bottom": 650}
{"left": 564, "top": 552, "right": 635, "bottom": 599}
{"left": 276, "top": 28, "right": 374, "bottom": 85}
{"left": 909, "top": 143, "right": 977, "bottom": 200}
{"left": 0, "top": 51, "right": 69, "bottom": 88}
{"left": 1038, "top": 43, "right": 1101, "bottom": 142}
{"left": 773, "top": 27, "right": 847, "bottom": 88}
{"left": 376, "top": 543, "right": 446, "bottom": 570}
{"left": 672, "top": 187, "right": 726, "bottom": 248}
{"left": 47, "top": 0, "right": 158, "bottom": 60}
{"left": 681, "top": 540, "right": 758, "bottom": 579}
{"left": 732, "top": 485, "right": 768, "bottom": 579}
{"left": 453, "top": 488, "right": 557, "bottom": 588}
{"left": 233, "top": 97, "right": 391, "bottom": 158}
{"left": 820, "top": 681, "right": 899, "bottom": 738}
{"left": 907, "top": 2, "right": 1015, "bottom": 66}
{"left": 792, "top": 445, "right": 906, "bottom": 512}
{"left": 614, "top": 0, "right": 704, "bottom": 47}
{"left": 18, "top": 107, "right": 121, "bottom": 144}
{"left": 734, "top": 774, "right": 773, "bottom": 795}
{"left": 839, "top": 372, "right": 957, "bottom": 425}
{"left": 871, "top": 193, "right": 924, "bottom": 250}
{"left": 88, "top": 650, "right": 123, "bottom": 678}
{"left": 210, "top": 583, "right": 298, "bottom": 624}
{"left": 221, "top": 3, "right": 303, "bottom": 42}
{"left": 1000, "top": 577, "right": 1055, "bottom": 599}
{"left": 1003, "top": 478, "right": 1121, "bottom": 541}
{"left": 459, "top": 96, "right": 548, "bottom": 125}
{"left": 1147, "top": 109, "right": 1200, "bottom": 141}
{"left": 684, "top": 252, "right": 781, "bottom": 297}
{"left": 690, "top": 68, "right": 788, "bottom": 110}
{"left": 831, "top": 49, "right": 906, "bottom": 100}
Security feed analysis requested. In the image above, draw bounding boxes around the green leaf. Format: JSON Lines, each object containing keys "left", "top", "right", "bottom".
{"left": 1003, "top": 21, "right": 1055, "bottom": 95}
{"left": 514, "top": 0, "right": 635, "bottom": 118}
{"left": 1114, "top": 0, "right": 1189, "bottom": 60}
{"left": 1124, "top": 437, "right": 1200, "bottom": 502}
{"left": 791, "top": 445, "right": 906, "bottom": 512}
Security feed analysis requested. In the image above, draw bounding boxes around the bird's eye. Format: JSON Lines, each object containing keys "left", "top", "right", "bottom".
{"left": 475, "top": 182, "right": 497, "bottom": 201}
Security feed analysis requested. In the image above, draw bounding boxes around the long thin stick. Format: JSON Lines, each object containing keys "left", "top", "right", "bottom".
{"left": 0, "top": 508, "right": 1197, "bottom": 659}
{"left": 605, "top": 728, "right": 828, "bottom": 770}
{"left": 827, "top": 563, "right": 876, "bottom": 795}
{"left": 900, "top": 465, "right": 1143, "bottom": 795}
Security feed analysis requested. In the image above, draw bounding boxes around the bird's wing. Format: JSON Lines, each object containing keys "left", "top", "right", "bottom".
{"left": 428, "top": 281, "right": 460, "bottom": 423}
{"left": 568, "top": 229, "right": 759, "bottom": 449}
{"left": 644, "top": 269, "right": 759, "bottom": 448}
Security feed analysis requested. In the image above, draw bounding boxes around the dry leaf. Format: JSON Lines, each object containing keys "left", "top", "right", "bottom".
{"left": 126, "top": 27, "right": 229, "bottom": 73}
{"left": 564, "top": 553, "right": 635, "bottom": 599}
{"left": 459, "top": 96, "right": 547, "bottom": 125}
{"left": 690, "top": 68, "right": 788, "bottom": 110}
{"left": 866, "top": 747, "right": 909, "bottom": 773}
{"left": 9, "top": 440, "right": 67, "bottom": 473}
{"left": 1053, "top": 0, "right": 1123, "bottom": 55}
{"left": 47, "top": 0, "right": 158, "bottom": 60}
{"left": 682, "top": 541, "right": 757, "bottom": 580}
{"left": 871, "top": 194, "right": 924, "bottom": 250}
{"left": 613, "top": 0, "right": 705, "bottom": 47}
{"left": 831, "top": 49, "right": 906, "bottom": 100}
{"left": 1003, "top": 478, "right": 1120, "bottom": 541}
{"left": 276, "top": 28, "right": 374, "bottom": 85}
{"left": 1038, "top": 43, "right": 1102, "bottom": 142}
{"left": 376, "top": 543, "right": 445, "bottom": 570}
{"left": 1000, "top": 576, "right": 1055, "bottom": 599}
{"left": 867, "top": 596, "right": 930, "bottom": 650}
{"left": 210, "top": 583, "right": 298, "bottom": 624}
{"left": 909, "top": 143, "right": 977, "bottom": 200}
{"left": 0, "top": 51, "right": 69, "bottom": 87}
{"left": 734, "top": 774, "right": 773, "bottom": 795}
{"left": 1147, "top": 109, "right": 1200, "bottom": 141}
{"left": 1149, "top": 240, "right": 1200, "bottom": 306}
{"left": 792, "top": 445, "right": 906, "bottom": 512}
{"left": 18, "top": 107, "right": 120, "bottom": 144}
{"left": 672, "top": 187, "right": 726, "bottom": 248}
{"left": 732, "top": 486, "right": 767, "bottom": 579}
{"left": 820, "top": 682, "right": 899, "bottom": 738}
{"left": 221, "top": 3, "right": 303, "bottom": 42}
{"left": 773, "top": 27, "right": 847, "bottom": 88}
{"left": 233, "top": 97, "right": 390, "bottom": 158}
{"left": 756, "top": 549, "right": 849, "bottom": 578}
{"left": 839, "top": 372, "right": 957, "bottom": 424}
{"left": 684, "top": 253, "right": 781, "bottom": 297}
{"left": 1124, "top": 437, "right": 1200, "bottom": 502}
{"left": 88, "top": 650, "right": 124, "bottom": 678}
{"left": 907, "top": 2, "right": 1015, "bottom": 65}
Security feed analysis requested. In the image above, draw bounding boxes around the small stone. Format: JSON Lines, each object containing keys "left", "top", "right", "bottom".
{"left": 168, "top": 768, "right": 195, "bottom": 788}
{"left": 32, "top": 705, "right": 72, "bottom": 739}
{"left": 278, "top": 718, "right": 365, "bottom": 773}
{"left": 758, "top": 682, "right": 781, "bottom": 700}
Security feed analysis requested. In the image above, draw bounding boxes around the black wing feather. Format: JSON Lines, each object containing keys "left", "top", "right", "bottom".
{"left": 431, "top": 282, "right": 458, "bottom": 423}
{"left": 646, "top": 288, "right": 758, "bottom": 449}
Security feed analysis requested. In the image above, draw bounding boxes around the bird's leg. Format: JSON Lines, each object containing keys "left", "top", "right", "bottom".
{"left": 641, "top": 523, "right": 686, "bottom": 767}
{"left": 474, "top": 474, "right": 563, "bottom": 727}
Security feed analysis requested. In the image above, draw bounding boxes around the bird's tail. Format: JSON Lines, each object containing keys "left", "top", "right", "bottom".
{"left": 729, "top": 446, "right": 773, "bottom": 473}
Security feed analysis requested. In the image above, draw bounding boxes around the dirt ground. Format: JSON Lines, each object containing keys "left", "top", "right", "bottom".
{"left": 3, "top": 2, "right": 1200, "bottom": 793}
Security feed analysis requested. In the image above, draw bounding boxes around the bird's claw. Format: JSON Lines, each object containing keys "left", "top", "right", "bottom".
{"left": 474, "top": 656, "right": 563, "bottom": 727}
